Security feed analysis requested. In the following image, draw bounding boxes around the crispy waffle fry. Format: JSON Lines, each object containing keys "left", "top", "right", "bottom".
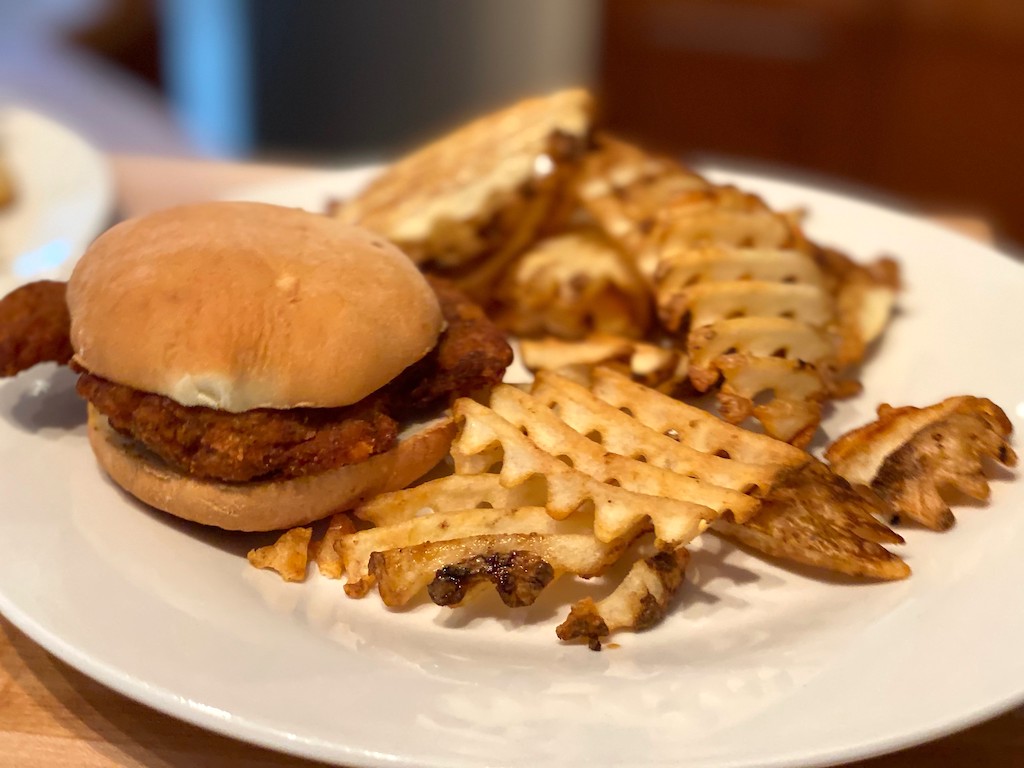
{"left": 714, "top": 461, "right": 910, "bottom": 580}
{"left": 489, "top": 384, "right": 754, "bottom": 536}
{"left": 335, "top": 89, "right": 592, "bottom": 272}
{"left": 659, "top": 281, "right": 834, "bottom": 333}
{"left": 557, "top": 548, "right": 689, "bottom": 650}
{"left": 519, "top": 334, "right": 634, "bottom": 372}
{"left": 497, "top": 229, "right": 651, "bottom": 339}
{"left": 576, "top": 370, "right": 907, "bottom": 578}
{"left": 649, "top": 209, "right": 796, "bottom": 278}
{"left": 452, "top": 397, "right": 714, "bottom": 545}
{"left": 369, "top": 531, "right": 636, "bottom": 607}
{"left": 247, "top": 527, "right": 312, "bottom": 582}
{"left": 716, "top": 355, "right": 827, "bottom": 448}
{"left": 823, "top": 250, "right": 900, "bottom": 366}
{"left": 655, "top": 245, "right": 826, "bottom": 290}
{"left": 519, "top": 334, "right": 688, "bottom": 394}
{"left": 527, "top": 372, "right": 775, "bottom": 505}
{"left": 354, "top": 473, "right": 546, "bottom": 527}
{"left": 687, "top": 317, "right": 836, "bottom": 392}
{"left": 575, "top": 137, "right": 806, "bottom": 280}
{"left": 587, "top": 368, "right": 808, "bottom": 467}
{"left": 312, "top": 513, "right": 357, "bottom": 579}
{"left": 574, "top": 135, "right": 708, "bottom": 258}
{"left": 826, "top": 397, "right": 1016, "bottom": 530}
{"left": 337, "top": 506, "right": 566, "bottom": 597}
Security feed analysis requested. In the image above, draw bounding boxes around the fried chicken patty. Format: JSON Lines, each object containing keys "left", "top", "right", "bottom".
{"left": 0, "top": 280, "right": 73, "bottom": 376}
{"left": 78, "top": 371, "right": 400, "bottom": 483}
{"left": 78, "top": 277, "right": 512, "bottom": 483}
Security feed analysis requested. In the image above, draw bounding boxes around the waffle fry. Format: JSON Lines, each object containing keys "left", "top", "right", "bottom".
{"left": 452, "top": 396, "right": 715, "bottom": 546}
{"left": 338, "top": 506, "right": 565, "bottom": 597}
{"left": 715, "top": 461, "right": 910, "bottom": 581}
{"left": 529, "top": 371, "right": 780, "bottom": 497}
{"left": 569, "top": 134, "right": 897, "bottom": 445}
{"left": 583, "top": 369, "right": 908, "bottom": 578}
{"left": 247, "top": 527, "right": 312, "bottom": 583}
{"left": 354, "top": 473, "right": 546, "bottom": 527}
{"left": 519, "top": 334, "right": 688, "bottom": 393}
{"left": 587, "top": 368, "right": 808, "bottom": 467}
{"left": 556, "top": 548, "right": 689, "bottom": 650}
{"left": 490, "top": 383, "right": 757, "bottom": 533}
{"left": 496, "top": 229, "right": 651, "bottom": 339}
{"left": 826, "top": 397, "right": 1016, "bottom": 530}
{"left": 574, "top": 134, "right": 708, "bottom": 259}
{"left": 369, "top": 531, "right": 637, "bottom": 608}
{"left": 659, "top": 280, "right": 834, "bottom": 332}
{"left": 716, "top": 354, "right": 827, "bottom": 447}
{"left": 334, "top": 89, "right": 593, "bottom": 301}
{"left": 312, "top": 513, "right": 357, "bottom": 579}
{"left": 655, "top": 245, "right": 826, "bottom": 290}
{"left": 687, "top": 317, "right": 836, "bottom": 392}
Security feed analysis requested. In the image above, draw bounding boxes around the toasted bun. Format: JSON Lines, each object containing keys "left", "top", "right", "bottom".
{"left": 68, "top": 202, "right": 443, "bottom": 411}
{"left": 87, "top": 404, "right": 456, "bottom": 531}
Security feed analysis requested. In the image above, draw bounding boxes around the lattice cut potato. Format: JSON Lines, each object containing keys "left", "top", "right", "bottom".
{"left": 335, "top": 89, "right": 591, "bottom": 270}
{"left": 655, "top": 245, "right": 826, "bottom": 291}
{"left": 588, "top": 367, "right": 809, "bottom": 468}
{"left": 587, "top": 368, "right": 908, "bottom": 579}
{"left": 826, "top": 396, "right": 1017, "bottom": 530}
{"left": 491, "top": 383, "right": 759, "bottom": 528}
{"left": 532, "top": 370, "right": 793, "bottom": 494}
{"left": 312, "top": 513, "right": 357, "bottom": 579}
{"left": 687, "top": 317, "right": 836, "bottom": 392}
{"left": 715, "top": 461, "right": 910, "bottom": 580}
{"left": 519, "top": 334, "right": 688, "bottom": 394}
{"left": 338, "top": 505, "right": 567, "bottom": 598}
{"left": 369, "top": 530, "right": 636, "bottom": 608}
{"left": 658, "top": 280, "right": 834, "bottom": 332}
{"left": 354, "top": 473, "right": 547, "bottom": 527}
{"left": 556, "top": 548, "right": 690, "bottom": 650}
{"left": 247, "top": 527, "right": 312, "bottom": 583}
{"left": 826, "top": 250, "right": 900, "bottom": 367}
{"left": 716, "top": 354, "right": 828, "bottom": 448}
{"left": 573, "top": 134, "right": 708, "bottom": 257}
{"left": 452, "top": 395, "right": 717, "bottom": 546}
{"left": 496, "top": 229, "right": 651, "bottom": 339}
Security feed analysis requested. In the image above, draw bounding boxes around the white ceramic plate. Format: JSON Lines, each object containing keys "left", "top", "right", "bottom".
{"left": 1, "top": 167, "right": 1022, "bottom": 768}
{"left": 0, "top": 106, "right": 114, "bottom": 294}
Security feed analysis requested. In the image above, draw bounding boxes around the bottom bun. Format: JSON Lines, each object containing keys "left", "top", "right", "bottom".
{"left": 86, "top": 404, "right": 456, "bottom": 531}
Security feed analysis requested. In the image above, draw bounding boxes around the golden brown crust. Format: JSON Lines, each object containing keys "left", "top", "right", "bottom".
{"left": 334, "top": 89, "right": 593, "bottom": 269}
{"left": 0, "top": 280, "right": 72, "bottom": 376}
{"left": 826, "top": 397, "right": 1016, "bottom": 530}
{"left": 87, "top": 404, "right": 457, "bottom": 531}
{"left": 67, "top": 202, "right": 443, "bottom": 411}
{"left": 77, "top": 370, "right": 399, "bottom": 482}
{"left": 715, "top": 461, "right": 910, "bottom": 581}
{"left": 495, "top": 229, "right": 652, "bottom": 340}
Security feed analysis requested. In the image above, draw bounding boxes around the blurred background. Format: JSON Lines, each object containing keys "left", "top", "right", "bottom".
{"left": 1, "top": 0, "right": 1022, "bottom": 248}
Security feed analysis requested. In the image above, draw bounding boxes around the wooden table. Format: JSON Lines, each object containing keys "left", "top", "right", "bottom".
{"left": 1, "top": 155, "right": 1020, "bottom": 767}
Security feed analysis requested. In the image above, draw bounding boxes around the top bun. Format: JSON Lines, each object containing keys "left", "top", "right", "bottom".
{"left": 67, "top": 202, "right": 443, "bottom": 411}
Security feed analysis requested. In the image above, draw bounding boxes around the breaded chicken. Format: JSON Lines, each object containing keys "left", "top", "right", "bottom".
{"left": 0, "top": 280, "right": 73, "bottom": 376}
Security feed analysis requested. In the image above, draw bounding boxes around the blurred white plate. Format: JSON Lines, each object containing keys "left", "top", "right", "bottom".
{"left": 0, "top": 106, "right": 114, "bottom": 293}
{"left": 1, "top": 166, "right": 1022, "bottom": 768}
